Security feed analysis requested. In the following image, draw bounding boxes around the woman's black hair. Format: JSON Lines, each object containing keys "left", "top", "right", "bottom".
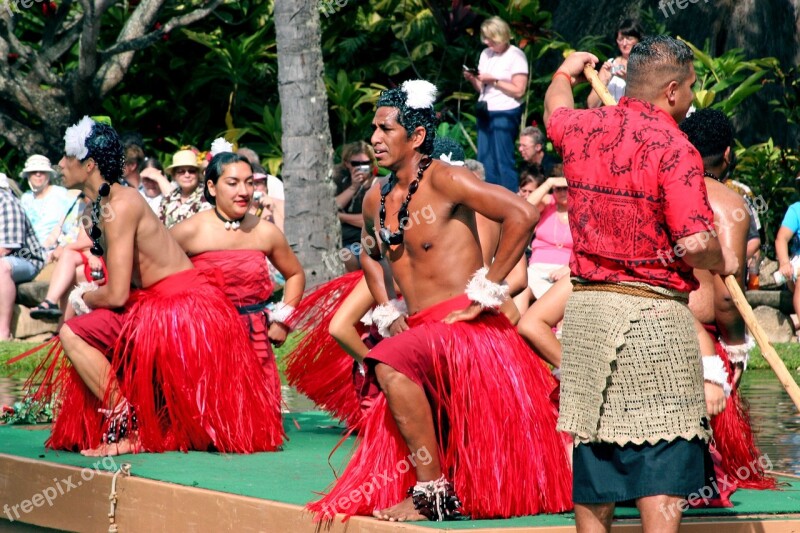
{"left": 139, "top": 156, "right": 163, "bottom": 173}
{"left": 203, "top": 152, "right": 253, "bottom": 205}
{"left": 616, "top": 18, "right": 644, "bottom": 41}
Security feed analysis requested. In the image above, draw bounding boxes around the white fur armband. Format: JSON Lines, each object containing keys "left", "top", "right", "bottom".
{"left": 465, "top": 267, "right": 509, "bottom": 309}
{"left": 719, "top": 334, "right": 755, "bottom": 370}
{"left": 371, "top": 299, "right": 408, "bottom": 338}
{"left": 702, "top": 355, "right": 732, "bottom": 398}
{"left": 68, "top": 282, "right": 98, "bottom": 316}
{"left": 269, "top": 302, "right": 296, "bottom": 329}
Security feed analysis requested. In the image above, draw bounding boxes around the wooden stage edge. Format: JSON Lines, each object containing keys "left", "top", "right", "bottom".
{"left": 2, "top": 454, "right": 800, "bottom": 532}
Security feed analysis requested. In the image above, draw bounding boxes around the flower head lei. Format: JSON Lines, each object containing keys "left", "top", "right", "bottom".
{"left": 401, "top": 80, "right": 437, "bottom": 109}
{"left": 210, "top": 137, "right": 234, "bottom": 157}
{"left": 64, "top": 116, "right": 95, "bottom": 160}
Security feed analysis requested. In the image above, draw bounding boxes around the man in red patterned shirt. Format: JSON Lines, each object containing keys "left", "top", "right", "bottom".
{"left": 543, "top": 36, "right": 738, "bottom": 532}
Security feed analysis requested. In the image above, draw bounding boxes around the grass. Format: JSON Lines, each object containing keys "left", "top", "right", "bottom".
{"left": 3, "top": 336, "right": 800, "bottom": 380}
{"left": 0, "top": 333, "right": 306, "bottom": 381}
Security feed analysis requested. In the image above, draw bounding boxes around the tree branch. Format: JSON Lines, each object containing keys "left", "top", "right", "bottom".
{"left": 96, "top": 0, "right": 222, "bottom": 96}
{"left": 0, "top": 109, "right": 48, "bottom": 154}
{"left": 100, "top": 0, "right": 222, "bottom": 58}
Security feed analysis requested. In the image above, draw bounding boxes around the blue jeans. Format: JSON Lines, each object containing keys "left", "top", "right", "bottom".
{"left": 477, "top": 106, "right": 523, "bottom": 192}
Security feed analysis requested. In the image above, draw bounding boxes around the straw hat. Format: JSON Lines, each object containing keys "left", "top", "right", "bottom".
{"left": 166, "top": 150, "right": 200, "bottom": 172}
{"left": 19, "top": 155, "right": 55, "bottom": 178}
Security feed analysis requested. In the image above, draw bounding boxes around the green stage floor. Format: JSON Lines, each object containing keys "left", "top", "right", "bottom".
{"left": 2, "top": 411, "right": 800, "bottom": 530}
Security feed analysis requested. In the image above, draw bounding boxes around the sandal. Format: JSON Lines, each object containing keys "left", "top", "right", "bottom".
{"left": 29, "top": 300, "right": 63, "bottom": 319}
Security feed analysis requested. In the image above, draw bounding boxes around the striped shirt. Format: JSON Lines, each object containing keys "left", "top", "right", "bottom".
{"left": 0, "top": 187, "right": 45, "bottom": 270}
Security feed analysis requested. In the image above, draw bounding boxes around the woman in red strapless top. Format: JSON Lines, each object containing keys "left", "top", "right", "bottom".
{"left": 171, "top": 152, "right": 305, "bottom": 446}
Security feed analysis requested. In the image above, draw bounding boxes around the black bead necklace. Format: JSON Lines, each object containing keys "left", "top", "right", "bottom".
{"left": 379, "top": 156, "right": 432, "bottom": 246}
{"left": 89, "top": 182, "right": 111, "bottom": 256}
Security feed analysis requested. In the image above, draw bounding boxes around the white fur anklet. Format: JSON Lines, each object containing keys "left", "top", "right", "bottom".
{"left": 702, "top": 355, "right": 732, "bottom": 398}
{"left": 465, "top": 267, "right": 509, "bottom": 309}
{"left": 269, "top": 302, "right": 296, "bottom": 330}
{"left": 68, "top": 282, "right": 98, "bottom": 316}
{"left": 719, "top": 334, "right": 755, "bottom": 370}
{"left": 371, "top": 299, "right": 408, "bottom": 338}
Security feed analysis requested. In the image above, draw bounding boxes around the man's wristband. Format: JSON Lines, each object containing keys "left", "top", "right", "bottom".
{"left": 371, "top": 299, "right": 408, "bottom": 338}
{"left": 269, "top": 302, "right": 296, "bottom": 330}
{"left": 466, "top": 267, "right": 509, "bottom": 309}
{"left": 552, "top": 71, "right": 573, "bottom": 86}
{"left": 719, "top": 335, "right": 755, "bottom": 370}
{"left": 702, "top": 355, "right": 732, "bottom": 398}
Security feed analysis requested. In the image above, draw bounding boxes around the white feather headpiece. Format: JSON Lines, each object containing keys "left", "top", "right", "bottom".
{"left": 401, "top": 80, "right": 437, "bottom": 109}
{"left": 64, "top": 116, "right": 95, "bottom": 159}
{"left": 210, "top": 137, "right": 234, "bottom": 157}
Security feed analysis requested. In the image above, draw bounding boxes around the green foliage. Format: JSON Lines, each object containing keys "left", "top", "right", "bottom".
{"left": 325, "top": 70, "right": 385, "bottom": 145}
{"left": 769, "top": 65, "right": 800, "bottom": 128}
{"left": 1, "top": 397, "right": 53, "bottom": 425}
{"left": 735, "top": 140, "right": 800, "bottom": 256}
{"left": 680, "top": 39, "right": 778, "bottom": 116}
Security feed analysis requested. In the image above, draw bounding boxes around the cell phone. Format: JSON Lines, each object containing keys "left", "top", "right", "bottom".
{"left": 354, "top": 165, "right": 371, "bottom": 174}
{"left": 463, "top": 65, "right": 478, "bottom": 75}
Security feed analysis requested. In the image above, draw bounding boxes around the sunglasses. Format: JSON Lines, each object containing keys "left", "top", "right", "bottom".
{"left": 553, "top": 186, "right": 568, "bottom": 192}
{"left": 174, "top": 168, "right": 198, "bottom": 175}
{"left": 350, "top": 160, "right": 371, "bottom": 166}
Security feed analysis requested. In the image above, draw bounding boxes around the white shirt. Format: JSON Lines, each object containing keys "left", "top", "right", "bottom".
{"left": 267, "top": 175, "right": 285, "bottom": 201}
{"left": 478, "top": 45, "right": 528, "bottom": 111}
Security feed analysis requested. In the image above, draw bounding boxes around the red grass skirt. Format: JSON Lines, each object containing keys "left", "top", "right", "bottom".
{"left": 285, "top": 271, "right": 365, "bottom": 428}
{"left": 22, "top": 268, "right": 284, "bottom": 453}
{"left": 705, "top": 324, "right": 776, "bottom": 490}
{"left": 308, "top": 294, "right": 573, "bottom": 520}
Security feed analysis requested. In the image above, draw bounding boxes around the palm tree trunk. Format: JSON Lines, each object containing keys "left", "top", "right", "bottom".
{"left": 275, "top": 0, "right": 342, "bottom": 286}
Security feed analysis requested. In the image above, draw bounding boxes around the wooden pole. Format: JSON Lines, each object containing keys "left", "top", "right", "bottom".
{"left": 583, "top": 64, "right": 617, "bottom": 106}
{"left": 724, "top": 276, "right": 800, "bottom": 411}
{"left": 582, "top": 61, "right": 800, "bottom": 412}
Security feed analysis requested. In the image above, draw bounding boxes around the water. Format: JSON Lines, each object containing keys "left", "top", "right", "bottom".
{"left": 738, "top": 370, "right": 800, "bottom": 475}
{"left": 3, "top": 372, "right": 800, "bottom": 474}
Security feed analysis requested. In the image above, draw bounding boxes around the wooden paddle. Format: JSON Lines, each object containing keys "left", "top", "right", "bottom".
{"left": 581, "top": 62, "right": 800, "bottom": 411}
{"left": 724, "top": 277, "right": 800, "bottom": 410}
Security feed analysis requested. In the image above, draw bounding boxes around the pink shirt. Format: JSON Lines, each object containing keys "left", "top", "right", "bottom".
{"left": 529, "top": 199, "right": 572, "bottom": 265}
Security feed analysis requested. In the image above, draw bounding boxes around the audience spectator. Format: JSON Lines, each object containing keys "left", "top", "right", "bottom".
{"left": 464, "top": 16, "right": 528, "bottom": 192}
{"left": 19, "top": 155, "right": 80, "bottom": 258}
{"left": 517, "top": 172, "right": 538, "bottom": 201}
{"left": 30, "top": 223, "right": 103, "bottom": 322}
{"left": 158, "top": 149, "right": 211, "bottom": 228}
{"left": 775, "top": 173, "right": 800, "bottom": 334}
{"left": 249, "top": 171, "right": 285, "bottom": 232}
{"left": 518, "top": 126, "right": 557, "bottom": 178}
{"left": 333, "top": 141, "right": 378, "bottom": 272}
{"left": 0, "top": 179, "right": 45, "bottom": 340}
{"left": 139, "top": 157, "right": 173, "bottom": 214}
{"left": 525, "top": 166, "right": 571, "bottom": 301}
{"left": 121, "top": 134, "right": 146, "bottom": 194}
{"left": 238, "top": 147, "right": 285, "bottom": 232}
{"left": 587, "top": 18, "right": 643, "bottom": 108}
